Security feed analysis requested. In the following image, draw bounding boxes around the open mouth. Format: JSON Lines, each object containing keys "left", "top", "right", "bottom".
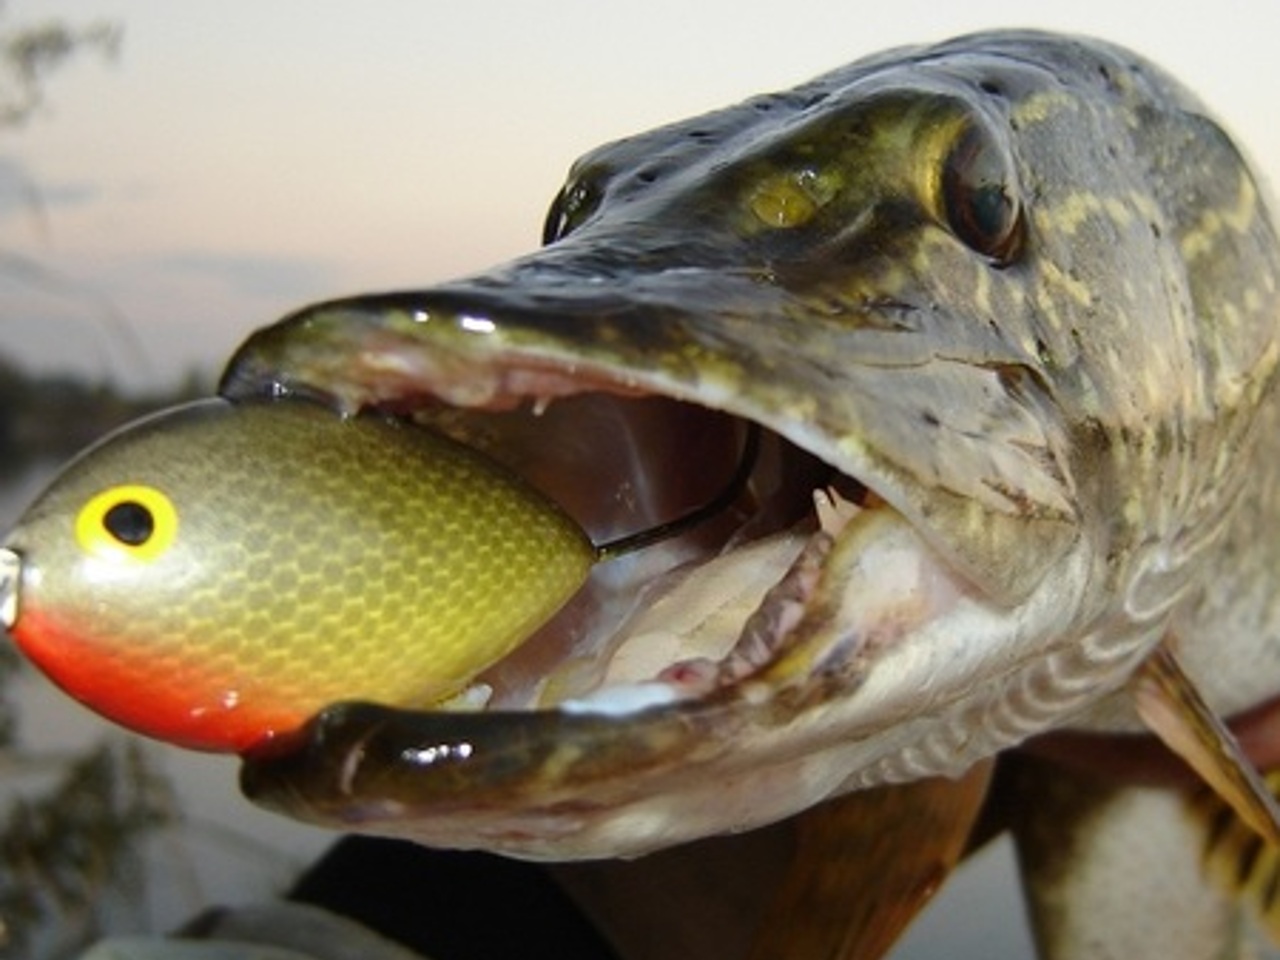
{"left": 422, "top": 391, "right": 844, "bottom": 712}
{"left": 212, "top": 259, "right": 1066, "bottom": 853}
{"left": 210, "top": 276, "right": 1003, "bottom": 753}
{"left": 360, "top": 378, "right": 965, "bottom": 724}
{"left": 224, "top": 355, "right": 987, "bottom": 855}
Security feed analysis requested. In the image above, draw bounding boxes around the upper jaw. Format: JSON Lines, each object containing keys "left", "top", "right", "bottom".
{"left": 221, "top": 230, "right": 1079, "bottom": 601}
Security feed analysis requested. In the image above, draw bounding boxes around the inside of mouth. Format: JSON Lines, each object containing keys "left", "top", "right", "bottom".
{"left": 406, "top": 391, "right": 873, "bottom": 712}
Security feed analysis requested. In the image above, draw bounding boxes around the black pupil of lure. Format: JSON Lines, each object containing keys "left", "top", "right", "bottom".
{"left": 942, "top": 124, "right": 1021, "bottom": 263}
{"left": 103, "top": 500, "right": 155, "bottom": 546}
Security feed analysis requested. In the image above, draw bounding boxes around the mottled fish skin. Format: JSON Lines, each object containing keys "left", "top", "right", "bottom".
{"left": 224, "top": 28, "right": 1280, "bottom": 869}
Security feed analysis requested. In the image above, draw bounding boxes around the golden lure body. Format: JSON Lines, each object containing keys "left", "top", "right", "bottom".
{"left": 0, "top": 399, "right": 592, "bottom": 752}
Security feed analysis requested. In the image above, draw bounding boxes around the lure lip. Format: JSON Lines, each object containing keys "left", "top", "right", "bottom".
{"left": 0, "top": 547, "right": 19, "bottom": 631}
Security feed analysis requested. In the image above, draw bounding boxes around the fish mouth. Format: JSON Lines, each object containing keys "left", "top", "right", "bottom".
{"left": 226, "top": 312, "right": 957, "bottom": 715}
{"left": 222, "top": 275, "right": 978, "bottom": 721}
{"left": 220, "top": 268, "right": 1062, "bottom": 858}
{"left": 394, "top": 394, "right": 885, "bottom": 713}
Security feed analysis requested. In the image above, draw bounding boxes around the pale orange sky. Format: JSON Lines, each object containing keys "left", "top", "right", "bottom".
{"left": 3, "top": 0, "right": 1279, "bottom": 389}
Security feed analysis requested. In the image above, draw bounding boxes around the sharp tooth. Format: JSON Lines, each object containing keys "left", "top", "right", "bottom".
{"left": 814, "top": 487, "right": 861, "bottom": 534}
{"left": 437, "top": 683, "right": 493, "bottom": 711}
{"left": 561, "top": 682, "right": 678, "bottom": 717}
{"left": 0, "top": 548, "right": 19, "bottom": 630}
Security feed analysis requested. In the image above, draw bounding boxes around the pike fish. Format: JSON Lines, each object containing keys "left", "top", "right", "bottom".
{"left": 5, "top": 29, "right": 1280, "bottom": 958}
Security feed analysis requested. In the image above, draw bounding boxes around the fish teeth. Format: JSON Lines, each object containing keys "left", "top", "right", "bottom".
{"left": 814, "top": 486, "right": 862, "bottom": 534}
{"left": 560, "top": 682, "right": 678, "bottom": 717}
{"left": 437, "top": 683, "right": 494, "bottom": 711}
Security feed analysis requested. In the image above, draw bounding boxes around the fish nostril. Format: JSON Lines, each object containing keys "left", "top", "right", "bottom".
{"left": 0, "top": 547, "right": 20, "bottom": 631}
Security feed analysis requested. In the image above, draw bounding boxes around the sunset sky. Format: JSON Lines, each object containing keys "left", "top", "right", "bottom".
{"left": 3, "top": 0, "right": 1279, "bottom": 391}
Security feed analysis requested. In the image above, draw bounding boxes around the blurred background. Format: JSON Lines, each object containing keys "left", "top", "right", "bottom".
{"left": 0, "top": 1, "right": 1277, "bottom": 956}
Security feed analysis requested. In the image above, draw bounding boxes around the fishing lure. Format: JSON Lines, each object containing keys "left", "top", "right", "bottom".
{"left": 0, "top": 398, "right": 595, "bottom": 752}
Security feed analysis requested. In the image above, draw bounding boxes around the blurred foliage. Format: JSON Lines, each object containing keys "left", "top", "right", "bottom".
{"left": 0, "top": 353, "right": 202, "bottom": 956}
{"left": 0, "top": 642, "right": 18, "bottom": 747}
{"left": 0, "top": 3, "right": 120, "bottom": 128}
{"left": 0, "top": 9, "right": 195, "bottom": 960}
{"left": 0, "top": 742, "right": 177, "bottom": 958}
{"left": 0, "top": 357, "right": 208, "bottom": 482}
{"left": 0, "top": 358, "right": 199, "bottom": 956}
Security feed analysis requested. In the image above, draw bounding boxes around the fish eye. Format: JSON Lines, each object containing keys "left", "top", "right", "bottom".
{"left": 542, "top": 176, "right": 601, "bottom": 245}
{"left": 940, "top": 121, "right": 1023, "bottom": 264}
{"left": 75, "top": 484, "right": 178, "bottom": 562}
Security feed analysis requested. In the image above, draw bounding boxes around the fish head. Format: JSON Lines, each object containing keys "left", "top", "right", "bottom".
{"left": 69, "top": 32, "right": 1280, "bottom": 856}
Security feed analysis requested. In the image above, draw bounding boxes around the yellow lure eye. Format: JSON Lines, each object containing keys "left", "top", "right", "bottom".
{"left": 75, "top": 484, "right": 178, "bottom": 563}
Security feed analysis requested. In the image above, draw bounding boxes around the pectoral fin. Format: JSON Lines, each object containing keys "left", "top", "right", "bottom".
{"left": 747, "top": 760, "right": 992, "bottom": 960}
{"left": 1193, "top": 769, "right": 1280, "bottom": 945}
{"left": 1132, "top": 640, "right": 1280, "bottom": 847}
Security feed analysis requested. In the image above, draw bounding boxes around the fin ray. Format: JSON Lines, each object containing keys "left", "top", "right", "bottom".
{"left": 747, "top": 761, "right": 992, "bottom": 960}
{"left": 1132, "top": 640, "right": 1280, "bottom": 847}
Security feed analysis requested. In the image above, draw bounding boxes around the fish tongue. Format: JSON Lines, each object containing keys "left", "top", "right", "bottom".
{"left": 587, "top": 529, "right": 812, "bottom": 692}
{"left": 548, "top": 488, "right": 865, "bottom": 707}
{"left": 1132, "top": 637, "right": 1280, "bottom": 845}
